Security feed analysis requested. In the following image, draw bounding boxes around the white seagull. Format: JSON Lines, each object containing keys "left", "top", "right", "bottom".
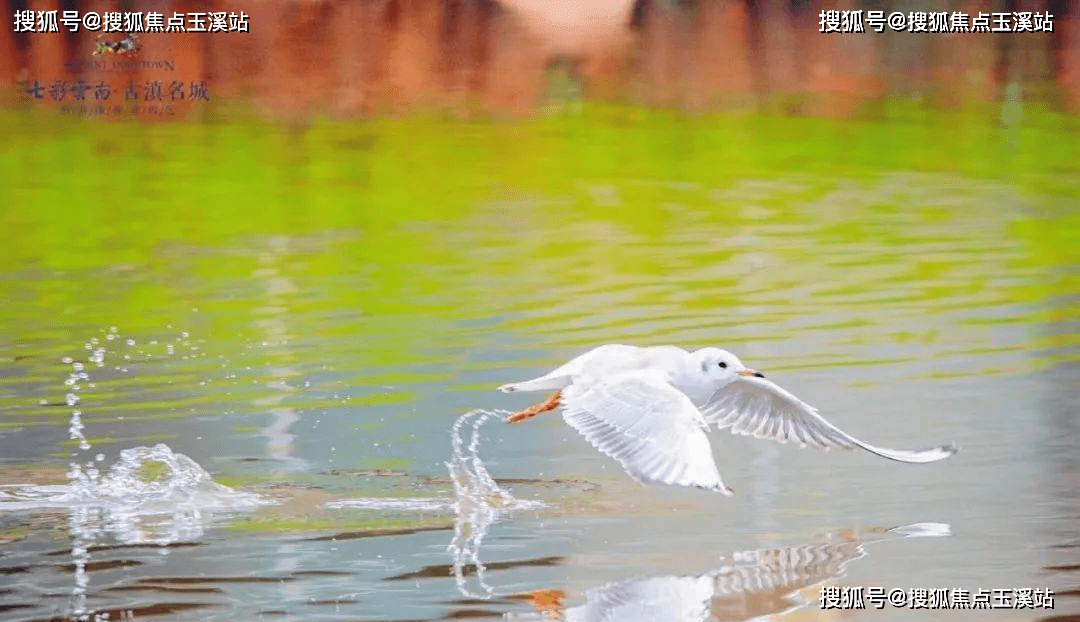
{"left": 499, "top": 344, "right": 957, "bottom": 495}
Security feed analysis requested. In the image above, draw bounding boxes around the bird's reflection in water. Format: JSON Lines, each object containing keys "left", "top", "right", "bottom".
{"left": 444, "top": 410, "right": 949, "bottom": 620}
{"left": 509, "top": 522, "right": 950, "bottom": 621}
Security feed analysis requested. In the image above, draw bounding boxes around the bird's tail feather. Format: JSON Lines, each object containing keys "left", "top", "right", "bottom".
{"left": 498, "top": 375, "right": 570, "bottom": 393}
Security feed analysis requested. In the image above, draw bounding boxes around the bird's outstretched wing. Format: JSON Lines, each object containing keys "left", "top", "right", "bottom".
{"left": 562, "top": 370, "right": 733, "bottom": 494}
{"left": 700, "top": 376, "right": 956, "bottom": 463}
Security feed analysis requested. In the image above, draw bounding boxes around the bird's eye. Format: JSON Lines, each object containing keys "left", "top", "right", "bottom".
{"left": 718, "top": 362, "right": 727, "bottom": 368}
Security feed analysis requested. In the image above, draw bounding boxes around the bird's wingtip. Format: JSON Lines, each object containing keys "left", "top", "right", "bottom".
{"left": 912, "top": 443, "right": 958, "bottom": 463}
{"left": 858, "top": 439, "right": 959, "bottom": 464}
{"left": 706, "top": 482, "right": 734, "bottom": 496}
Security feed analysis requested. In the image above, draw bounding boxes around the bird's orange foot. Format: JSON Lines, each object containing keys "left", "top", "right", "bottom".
{"left": 507, "top": 391, "right": 561, "bottom": 423}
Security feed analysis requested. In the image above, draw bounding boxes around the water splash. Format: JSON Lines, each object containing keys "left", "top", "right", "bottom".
{"left": 446, "top": 409, "right": 543, "bottom": 599}
{"left": 323, "top": 409, "right": 542, "bottom": 598}
{"left": 0, "top": 443, "right": 267, "bottom": 523}
{"left": 7, "top": 445, "right": 262, "bottom": 621}
{"left": 2, "top": 327, "right": 266, "bottom": 544}
{"left": 59, "top": 327, "right": 203, "bottom": 494}
{"left": 0, "top": 442, "right": 268, "bottom": 622}
{"left": 2, "top": 327, "right": 266, "bottom": 622}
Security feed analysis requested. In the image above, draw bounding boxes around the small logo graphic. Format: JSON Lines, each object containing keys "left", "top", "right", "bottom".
{"left": 93, "top": 33, "right": 140, "bottom": 56}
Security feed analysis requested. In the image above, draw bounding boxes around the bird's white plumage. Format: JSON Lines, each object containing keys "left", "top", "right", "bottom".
{"left": 501, "top": 344, "right": 956, "bottom": 493}
{"left": 498, "top": 344, "right": 686, "bottom": 394}
{"left": 561, "top": 370, "right": 732, "bottom": 494}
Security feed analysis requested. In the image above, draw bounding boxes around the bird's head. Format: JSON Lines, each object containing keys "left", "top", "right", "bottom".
{"left": 691, "top": 347, "right": 765, "bottom": 386}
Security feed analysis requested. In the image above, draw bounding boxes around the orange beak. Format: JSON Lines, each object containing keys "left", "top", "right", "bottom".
{"left": 738, "top": 369, "right": 766, "bottom": 378}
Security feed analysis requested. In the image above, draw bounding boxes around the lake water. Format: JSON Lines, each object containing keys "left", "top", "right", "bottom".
{"left": 0, "top": 107, "right": 1077, "bottom": 621}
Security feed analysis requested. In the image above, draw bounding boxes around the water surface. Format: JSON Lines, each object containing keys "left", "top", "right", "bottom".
{"left": 0, "top": 107, "right": 1077, "bottom": 621}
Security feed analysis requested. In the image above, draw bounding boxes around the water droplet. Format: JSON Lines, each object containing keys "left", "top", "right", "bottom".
{"left": 62, "top": 357, "right": 73, "bottom": 364}
{"left": 126, "top": 339, "right": 135, "bottom": 346}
